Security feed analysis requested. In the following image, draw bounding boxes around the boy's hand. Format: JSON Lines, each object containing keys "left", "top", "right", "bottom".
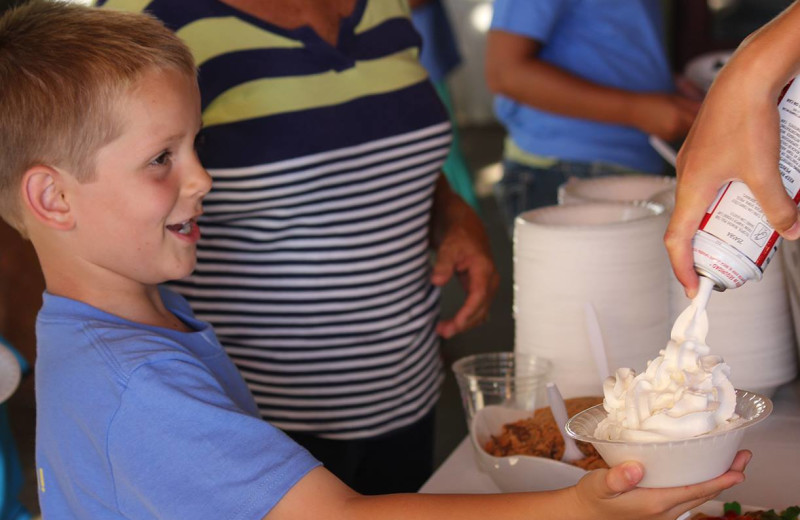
{"left": 570, "top": 450, "right": 751, "bottom": 520}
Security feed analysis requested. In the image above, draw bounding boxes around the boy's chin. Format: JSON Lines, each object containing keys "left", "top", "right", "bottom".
{"left": 157, "top": 260, "right": 197, "bottom": 284}
{"left": 172, "top": 264, "right": 197, "bottom": 281}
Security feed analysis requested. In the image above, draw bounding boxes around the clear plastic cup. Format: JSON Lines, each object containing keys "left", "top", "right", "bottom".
{"left": 452, "top": 352, "right": 552, "bottom": 431}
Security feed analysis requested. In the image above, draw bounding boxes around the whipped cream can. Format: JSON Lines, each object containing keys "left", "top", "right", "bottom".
{"left": 693, "top": 78, "right": 800, "bottom": 290}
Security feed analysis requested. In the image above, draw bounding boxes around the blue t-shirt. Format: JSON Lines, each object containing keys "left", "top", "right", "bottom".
{"left": 35, "top": 288, "right": 319, "bottom": 519}
{"left": 411, "top": 0, "right": 462, "bottom": 82}
{"left": 491, "top": 0, "right": 674, "bottom": 173}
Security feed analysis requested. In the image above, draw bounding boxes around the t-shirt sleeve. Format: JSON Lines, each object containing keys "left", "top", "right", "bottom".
{"left": 107, "top": 359, "right": 320, "bottom": 520}
{"left": 490, "top": 0, "right": 568, "bottom": 43}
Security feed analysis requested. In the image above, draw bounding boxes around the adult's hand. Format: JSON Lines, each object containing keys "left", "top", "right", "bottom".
{"left": 665, "top": 54, "right": 800, "bottom": 297}
{"left": 429, "top": 175, "right": 498, "bottom": 339}
{"left": 665, "top": 1, "right": 800, "bottom": 297}
{"left": 629, "top": 92, "right": 700, "bottom": 142}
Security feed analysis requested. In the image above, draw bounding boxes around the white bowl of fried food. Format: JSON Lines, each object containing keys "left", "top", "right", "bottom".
{"left": 471, "top": 397, "right": 607, "bottom": 493}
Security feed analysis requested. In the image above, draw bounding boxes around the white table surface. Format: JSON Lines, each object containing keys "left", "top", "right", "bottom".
{"left": 420, "top": 379, "right": 800, "bottom": 509}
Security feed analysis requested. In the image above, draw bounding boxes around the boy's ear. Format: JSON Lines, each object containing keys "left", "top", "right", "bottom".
{"left": 21, "top": 165, "right": 75, "bottom": 231}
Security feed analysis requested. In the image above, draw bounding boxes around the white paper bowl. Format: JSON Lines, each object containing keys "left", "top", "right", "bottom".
{"left": 516, "top": 200, "right": 664, "bottom": 229}
{"left": 557, "top": 175, "right": 676, "bottom": 206}
{"left": 565, "top": 390, "right": 772, "bottom": 488}
{"left": 470, "top": 405, "right": 587, "bottom": 492}
{"left": 684, "top": 50, "right": 733, "bottom": 92}
{"left": 648, "top": 187, "right": 675, "bottom": 213}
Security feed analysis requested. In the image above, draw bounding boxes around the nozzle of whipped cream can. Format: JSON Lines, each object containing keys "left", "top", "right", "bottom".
{"left": 693, "top": 78, "right": 800, "bottom": 290}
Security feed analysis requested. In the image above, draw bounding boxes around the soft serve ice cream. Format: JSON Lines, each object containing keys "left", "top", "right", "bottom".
{"left": 594, "top": 277, "right": 739, "bottom": 442}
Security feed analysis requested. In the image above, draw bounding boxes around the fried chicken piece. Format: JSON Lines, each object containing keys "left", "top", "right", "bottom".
{"left": 483, "top": 396, "right": 608, "bottom": 470}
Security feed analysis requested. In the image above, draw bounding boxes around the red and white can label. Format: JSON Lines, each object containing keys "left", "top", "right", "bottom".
{"left": 698, "top": 78, "right": 800, "bottom": 274}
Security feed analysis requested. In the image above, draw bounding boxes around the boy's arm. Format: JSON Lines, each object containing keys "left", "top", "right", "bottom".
{"left": 665, "top": 1, "right": 800, "bottom": 297}
{"left": 267, "top": 451, "right": 750, "bottom": 520}
{"left": 484, "top": 30, "right": 700, "bottom": 142}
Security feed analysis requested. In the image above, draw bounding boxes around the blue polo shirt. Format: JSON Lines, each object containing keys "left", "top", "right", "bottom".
{"left": 491, "top": 0, "right": 674, "bottom": 173}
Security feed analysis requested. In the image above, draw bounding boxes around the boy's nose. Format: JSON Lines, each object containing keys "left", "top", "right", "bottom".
{"left": 185, "top": 158, "right": 212, "bottom": 198}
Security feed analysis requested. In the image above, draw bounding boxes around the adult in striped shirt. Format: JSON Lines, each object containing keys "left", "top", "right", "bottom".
{"left": 97, "top": 0, "right": 498, "bottom": 494}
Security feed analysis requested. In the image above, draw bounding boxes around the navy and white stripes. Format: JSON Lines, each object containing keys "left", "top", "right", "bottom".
{"left": 172, "top": 124, "right": 449, "bottom": 438}
{"left": 100, "top": 0, "right": 452, "bottom": 439}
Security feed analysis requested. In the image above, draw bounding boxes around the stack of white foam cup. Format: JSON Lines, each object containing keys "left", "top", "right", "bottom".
{"left": 513, "top": 201, "right": 670, "bottom": 398}
{"left": 780, "top": 238, "right": 800, "bottom": 374}
{"left": 557, "top": 174, "right": 675, "bottom": 206}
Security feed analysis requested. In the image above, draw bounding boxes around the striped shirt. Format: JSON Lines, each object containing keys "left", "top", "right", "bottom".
{"left": 98, "top": 0, "right": 451, "bottom": 439}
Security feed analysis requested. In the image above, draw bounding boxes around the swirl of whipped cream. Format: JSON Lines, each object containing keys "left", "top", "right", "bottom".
{"left": 594, "top": 283, "right": 737, "bottom": 442}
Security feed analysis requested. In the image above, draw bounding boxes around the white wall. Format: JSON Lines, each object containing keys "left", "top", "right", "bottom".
{"left": 443, "top": 0, "right": 498, "bottom": 126}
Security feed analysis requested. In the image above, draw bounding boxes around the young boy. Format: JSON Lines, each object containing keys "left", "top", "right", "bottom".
{"left": 0, "top": 2, "right": 750, "bottom": 519}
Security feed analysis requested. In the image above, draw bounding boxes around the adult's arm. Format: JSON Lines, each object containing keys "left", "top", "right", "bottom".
{"left": 429, "top": 174, "right": 498, "bottom": 339}
{"left": 664, "top": 1, "right": 800, "bottom": 297}
{"left": 484, "top": 30, "right": 699, "bottom": 141}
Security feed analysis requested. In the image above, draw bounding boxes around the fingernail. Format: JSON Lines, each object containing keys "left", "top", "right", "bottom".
{"left": 783, "top": 220, "right": 800, "bottom": 240}
{"left": 623, "top": 463, "right": 642, "bottom": 484}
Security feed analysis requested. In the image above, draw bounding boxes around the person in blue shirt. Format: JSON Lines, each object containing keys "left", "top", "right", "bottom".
{"left": 0, "top": 2, "right": 750, "bottom": 518}
{"left": 486, "top": 0, "right": 702, "bottom": 231}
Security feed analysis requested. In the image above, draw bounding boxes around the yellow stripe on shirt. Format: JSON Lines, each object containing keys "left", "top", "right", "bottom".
{"left": 354, "top": 0, "right": 410, "bottom": 34}
{"left": 96, "top": 0, "right": 151, "bottom": 13}
{"left": 202, "top": 47, "right": 428, "bottom": 128}
{"left": 177, "top": 18, "right": 303, "bottom": 67}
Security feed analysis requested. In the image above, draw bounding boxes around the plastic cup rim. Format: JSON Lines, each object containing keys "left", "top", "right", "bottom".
{"left": 451, "top": 352, "right": 552, "bottom": 383}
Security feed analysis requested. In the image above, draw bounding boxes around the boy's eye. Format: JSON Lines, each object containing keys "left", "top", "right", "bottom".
{"left": 150, "top": 151, "right": 172, "bottom": 167}
{"left": 194, "top": 133, "right": 206, "bottom": 152}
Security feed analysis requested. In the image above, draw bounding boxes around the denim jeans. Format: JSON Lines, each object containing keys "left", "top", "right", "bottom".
{"left": 493, "top": 158, "right": 645, "bottom": 235}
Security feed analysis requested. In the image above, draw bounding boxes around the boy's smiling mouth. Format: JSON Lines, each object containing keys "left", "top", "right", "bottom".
{"left": 166, "top": 218, "right": 200, "bottom": 241}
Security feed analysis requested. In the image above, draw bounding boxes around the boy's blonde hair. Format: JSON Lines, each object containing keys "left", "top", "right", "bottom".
{"left": 0, "top": 1, "right": 195, "bottom": 233}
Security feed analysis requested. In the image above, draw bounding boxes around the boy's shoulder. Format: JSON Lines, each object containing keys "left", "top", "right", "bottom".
{"left": 36, "top": 287, "right": 214, "bottom": 381}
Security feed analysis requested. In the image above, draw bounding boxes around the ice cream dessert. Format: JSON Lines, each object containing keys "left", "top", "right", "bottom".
{"left": 594, "top": 277, "right": 739, "bottom": 442}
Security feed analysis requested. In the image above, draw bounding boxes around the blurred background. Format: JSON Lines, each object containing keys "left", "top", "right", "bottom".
{"left": 0, "top": 0, "right": 795, "bottom": 516}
